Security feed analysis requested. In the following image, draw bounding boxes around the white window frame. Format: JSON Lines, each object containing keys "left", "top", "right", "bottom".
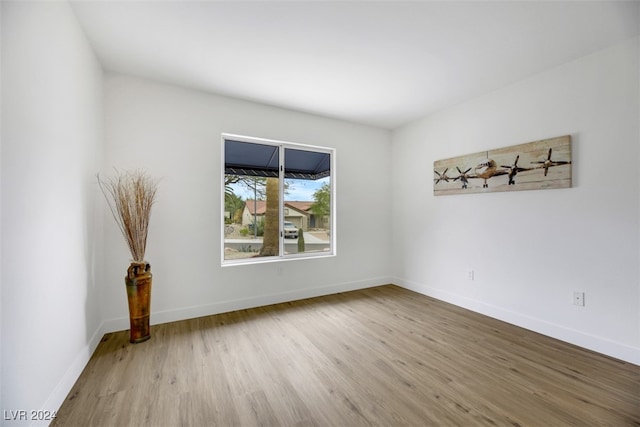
{"left": 221, "top": 133, "right": 336, "bottom": 266}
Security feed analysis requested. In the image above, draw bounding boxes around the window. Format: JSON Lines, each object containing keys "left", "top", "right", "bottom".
{"left": 222, "top": 134, "right": 334, "bottom": 264}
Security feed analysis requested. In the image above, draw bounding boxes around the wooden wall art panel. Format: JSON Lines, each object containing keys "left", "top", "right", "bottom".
{"left": 433, "top": 135, "right": 572, "bottom": 196}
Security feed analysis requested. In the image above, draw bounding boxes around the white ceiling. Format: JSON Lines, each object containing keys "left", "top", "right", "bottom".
{"left": 71, "top": 1, "right": 640, "bottom": 130}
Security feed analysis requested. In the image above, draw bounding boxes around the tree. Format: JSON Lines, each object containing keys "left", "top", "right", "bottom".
{"left": 259, "top": 177, "right": 279, "bottom": 256}
{"left": 224, "top": 192, "right": 244, "bottom": 223}
{"left": 225, "top": 175, "right": 293, "bottom": 200}
{"left": 311, "top": 182, "right": 330, "bottom": 224}
{"left": 226, "top": 175, "right": 266, "bottom": 199}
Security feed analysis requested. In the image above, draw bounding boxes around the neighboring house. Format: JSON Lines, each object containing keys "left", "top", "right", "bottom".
{"left": 242, "top": 200, "right": 328, "bottom": 231}
{"left": 242, "top": 200, "right": 266, "bottom": 227}
{"left": 283, "top": 202, "right": 311, "bottom": 230}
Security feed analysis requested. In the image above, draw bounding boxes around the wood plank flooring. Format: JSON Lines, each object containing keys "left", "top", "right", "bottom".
{"left": 52, "top": 285, "right": 640, "bottom": 426}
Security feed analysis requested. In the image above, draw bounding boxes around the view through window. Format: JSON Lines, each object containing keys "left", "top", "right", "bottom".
{"left": 223, "top": 135, "right": 334, "bottom": 264}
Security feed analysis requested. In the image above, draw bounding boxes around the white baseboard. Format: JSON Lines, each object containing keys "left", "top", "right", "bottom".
{"left": 395, "top": 277, "right": 640, "bottom": 366}
{"left": 102, "top": 276, "right": 393, "bottom": 333}
{"left": 34, "top": 322, "right": 106, "bottom": 426}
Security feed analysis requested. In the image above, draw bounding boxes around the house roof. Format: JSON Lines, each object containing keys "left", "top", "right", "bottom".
{"left": 245, "top": 200, "right": 267, "bottom": 216}
{"left": 286, "top": 201, "right": 313, "bottom": 213}
{"left": 245, "top": 200, "right": 313, "bottom": 216}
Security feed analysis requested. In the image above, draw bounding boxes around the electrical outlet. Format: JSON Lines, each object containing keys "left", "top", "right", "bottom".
{"left": 468, "top": 270, "right": 475, "bottom": 281}
{"left": 573, "top": 291, "right": 585, "bottom": 306}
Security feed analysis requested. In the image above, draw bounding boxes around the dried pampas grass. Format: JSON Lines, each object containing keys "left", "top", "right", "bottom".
{"left": 98, "top": 170, "right": 158, "bottom": 263}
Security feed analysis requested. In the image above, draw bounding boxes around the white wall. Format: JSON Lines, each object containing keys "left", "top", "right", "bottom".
{"left": 1, "top": 2, "right": 103, "bottom": 424}
{"left": 101, "top": 74, "right": 392, "bottom": 331}
{"left": 391, "top": 37, "right": 640, "bottom": 364}
{"left": 0, "top": 0, "right": 4, "bottom": 419}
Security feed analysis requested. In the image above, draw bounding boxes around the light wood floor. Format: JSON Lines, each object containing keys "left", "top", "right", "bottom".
{"left": 53, "top": 285, "right": 640, "bottom": 426}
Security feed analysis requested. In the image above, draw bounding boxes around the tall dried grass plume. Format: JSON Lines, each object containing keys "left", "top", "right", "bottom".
{"left": 98, "top": 170, "right": 159, "bottom": 263}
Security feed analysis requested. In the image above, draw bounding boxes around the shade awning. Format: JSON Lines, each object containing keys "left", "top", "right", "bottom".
{"left": 225, "top": 139, "right": 330, "bottom": 180}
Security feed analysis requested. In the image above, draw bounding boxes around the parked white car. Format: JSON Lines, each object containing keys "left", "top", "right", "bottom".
{"left": 283, "top": 221, "right": 299, "bottom": 239}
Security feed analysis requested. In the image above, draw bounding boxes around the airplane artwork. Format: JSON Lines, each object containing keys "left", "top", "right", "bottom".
{"left": 434, "top": 135, "right": 572, "bottom": 196}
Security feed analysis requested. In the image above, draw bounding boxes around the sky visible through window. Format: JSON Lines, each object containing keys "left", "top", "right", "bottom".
{"left": 231, "top": 177, "right": 329, "bottom": 202}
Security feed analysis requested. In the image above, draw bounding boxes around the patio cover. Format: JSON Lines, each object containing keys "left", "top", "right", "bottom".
{"left": 225, "top": 139, "right": 330, "bottom": 180}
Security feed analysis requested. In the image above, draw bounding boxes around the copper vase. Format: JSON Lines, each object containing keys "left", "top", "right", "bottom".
{"left": 125, "top": 262, "right": 152, "bottom": 343}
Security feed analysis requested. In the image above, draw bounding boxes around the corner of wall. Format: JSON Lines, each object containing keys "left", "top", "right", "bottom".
{"left": 390, "top": 37, "right": 640, "bottom": 366}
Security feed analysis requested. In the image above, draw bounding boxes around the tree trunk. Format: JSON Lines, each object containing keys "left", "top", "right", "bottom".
{"left": 259, "top": 177, "right": 279, "bottom": 256}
